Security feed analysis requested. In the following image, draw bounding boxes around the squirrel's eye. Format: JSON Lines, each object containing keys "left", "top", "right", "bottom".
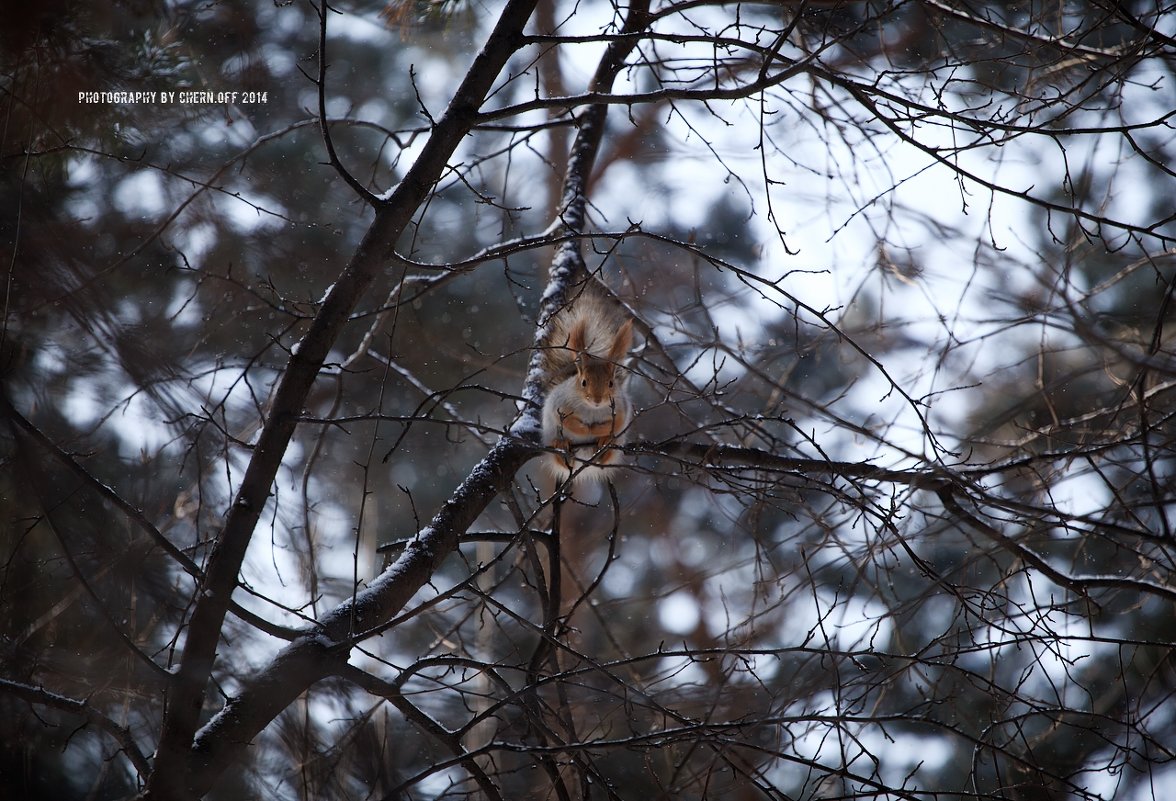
{"left": 581, "top": 379, "right": 587, "bottom": 387}
{"left": 609, "top": 380, "right": 614, "bottom": 388}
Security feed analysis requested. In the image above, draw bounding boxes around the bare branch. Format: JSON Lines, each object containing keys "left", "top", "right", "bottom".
{"left": 0, "top": 678, "right": 152, "bottom": 780}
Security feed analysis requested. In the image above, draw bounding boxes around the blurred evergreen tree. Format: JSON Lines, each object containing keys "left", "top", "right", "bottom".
{"left": 2, "top": 0, "right": 1174, "bottom": 798}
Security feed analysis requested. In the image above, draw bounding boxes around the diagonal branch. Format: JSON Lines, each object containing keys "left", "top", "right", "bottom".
{"left": 938, "top": 488, "right": 1176, "bottom": 605}
{"left": 0, "top": 394, "right": 302, "bottom": 641}
{"left": 166, "top": 3, "right": 657, "bottom": 796}
{"left": 143, "top": 1, "right": 540, "bottom": 797}
{"left": 186, "top": 433, "right": 536, "bottom": 796}
{"left": 335, "top": 663, "right": 506, "bottom": 801}
{"left": 0, "top": 677, "right": 152, "bottom": 779}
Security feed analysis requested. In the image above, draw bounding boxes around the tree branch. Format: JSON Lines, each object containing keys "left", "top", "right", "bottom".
{"left": 0, "top": 677, "right": 152, "bottom": 780}
{"left": 157, "top": 3, "right": 658, "bottom": 795}
{"left": 143, "top": 1, "right": 540, "bottom": 796}
{"left": 314, "top": 0, "right": 382, "bottom": 205}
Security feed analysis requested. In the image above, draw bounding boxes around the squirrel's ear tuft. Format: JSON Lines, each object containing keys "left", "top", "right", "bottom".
{"left": 609, "top": 318, "right": 634, "bottom": 361}
{"left": 569, "top": 318, "right": 588, "bottom": 352}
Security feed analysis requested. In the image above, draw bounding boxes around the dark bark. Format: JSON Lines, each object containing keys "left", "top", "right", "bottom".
{"left": 143, "top": 2, "right": 540, "bottom": 796}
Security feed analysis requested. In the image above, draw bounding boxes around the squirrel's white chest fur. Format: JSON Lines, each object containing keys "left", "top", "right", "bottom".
{"left": 542, "top": 379, "right": 629, "bottom": 442}
{"left": 541, "top": 377, "right": 632, "bottom": 482}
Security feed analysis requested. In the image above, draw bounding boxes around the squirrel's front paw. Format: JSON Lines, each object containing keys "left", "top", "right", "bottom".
{"left": 552, "top": 438, "right": 574, "bottom": 467}
{"left": 594, "top": 436, "right": 620, "bottom": 464}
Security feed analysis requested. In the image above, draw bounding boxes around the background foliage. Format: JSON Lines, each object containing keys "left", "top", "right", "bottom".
{"left": 2, "top": 0, "right": 1175, "bottom": 799}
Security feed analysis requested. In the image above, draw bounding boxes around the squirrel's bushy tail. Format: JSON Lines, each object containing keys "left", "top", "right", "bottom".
{"left": 541, "top": 287, "right": 628, "bottom": 383}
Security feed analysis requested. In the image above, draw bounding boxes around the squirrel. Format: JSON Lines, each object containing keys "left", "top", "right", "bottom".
{"left": 540, "top": 289, "right": 634, "bottom": 484}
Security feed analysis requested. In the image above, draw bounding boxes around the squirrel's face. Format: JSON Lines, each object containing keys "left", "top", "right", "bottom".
{"left": 580, "top": 378, "right": 611, "bottom": 406}
{"left": 577, "top": 360, "right": 618, "bottom": 407}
